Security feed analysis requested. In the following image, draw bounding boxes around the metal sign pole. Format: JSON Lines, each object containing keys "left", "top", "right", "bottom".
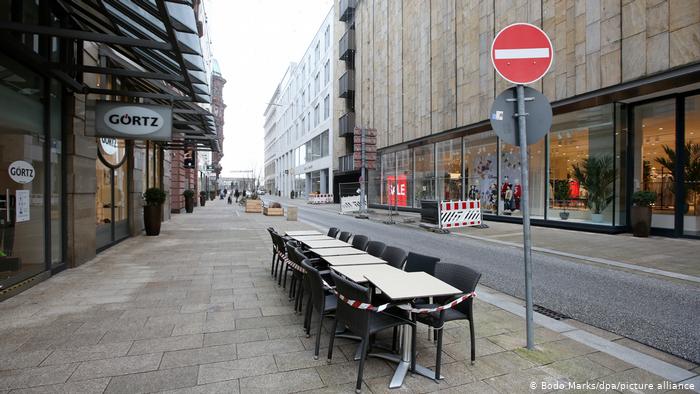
{"left": 360, "top": 128, "right": 366, "bottom": 214}
{"left": 516, "top": 84, "right": 534, "bottom": 350}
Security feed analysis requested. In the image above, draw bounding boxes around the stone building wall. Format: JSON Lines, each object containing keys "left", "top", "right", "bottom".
{"left": 353, "top": 0, "right": 700, "bottom": 149}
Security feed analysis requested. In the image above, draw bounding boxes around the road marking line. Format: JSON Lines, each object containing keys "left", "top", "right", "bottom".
{"left": 494, "top": 48, "right": 549, "bottom": 59}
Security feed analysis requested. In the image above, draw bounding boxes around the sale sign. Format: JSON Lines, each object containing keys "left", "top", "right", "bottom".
{"left": 386, "top": 175, "right": 407, "bottom": 207}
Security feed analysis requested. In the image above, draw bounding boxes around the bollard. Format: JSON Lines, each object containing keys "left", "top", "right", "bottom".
{"left": 287, "top": 206, "right": 298, "bottom": 221}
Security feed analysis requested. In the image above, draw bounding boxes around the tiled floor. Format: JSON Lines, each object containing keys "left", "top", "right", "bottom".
{"left": 0, "top": 200, "right": 683, "bottom": 393}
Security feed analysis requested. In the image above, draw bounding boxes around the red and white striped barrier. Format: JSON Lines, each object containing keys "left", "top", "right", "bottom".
{"left": 439, "top": 200, "right": 482, "bottom": 229}
{"left": 333, "top": 288, "right": 476, "bottom": 314}
{"left": 308, "top": 194, "right": 334, "bottom": 204}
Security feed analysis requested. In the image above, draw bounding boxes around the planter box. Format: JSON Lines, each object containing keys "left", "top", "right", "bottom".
{"left": 263, "top": 207, "right": 284, "bottom": 216}
{"left": 245, "top": 199, "right": 262, "bottom": 213}
{"left": 287, "top": 206, "right": 298, "bottom": 221}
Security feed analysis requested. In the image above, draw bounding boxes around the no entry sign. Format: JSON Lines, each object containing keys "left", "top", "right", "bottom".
{"left": 491, "top": 23, "right": 553, "bottom": 85}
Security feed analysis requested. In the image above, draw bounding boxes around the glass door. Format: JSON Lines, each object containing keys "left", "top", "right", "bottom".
{"left": 633, "top": 99, "right": 677, "bottom": 230}
{"left": 684, "top": 95, "right": 700, "bottom": 236}
{"left": 96, "top": 138, "right": 129, "bottom": 250}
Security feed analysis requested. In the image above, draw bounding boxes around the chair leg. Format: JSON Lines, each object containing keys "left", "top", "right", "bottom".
{"left": 435, "top": 328, "right": 443, "bottom": 381}
{"left": 469, "top": 319, "right": 476, "bottom": 365}
{"left": 282, "top": 266, "right": 289, "bottom": 289}
{"left": 314, "top": 313, "right": 324, "bottom": 360}
{"left": 327, "top": 318, "right": 338, "bottom": 363}
{"left": 295, "top": 282, "right": 304, "bottom": 313}
{"left": 278, "top": 261, "right": 286, "bottom": 286}
{"left": 288, "top": 275, "right": 295, "bottom": 299}
{"left": 304, "top": 298, "right": 313, "bottom": 337}
{"left": 355, "top": 333, "right": 370, "bottom": 393}
{"left": 271, "top": 252, "right": 276, "bottom": 276}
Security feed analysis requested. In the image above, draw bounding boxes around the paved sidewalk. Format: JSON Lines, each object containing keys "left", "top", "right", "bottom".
{"left": 0, "top": 200, "right": 696, "bottom": 393}
{"left": 271, "top": 197, "right": 700, "bottom": 281}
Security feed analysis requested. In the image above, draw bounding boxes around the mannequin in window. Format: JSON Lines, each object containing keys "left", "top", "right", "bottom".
{"left": 501, "top": 176, "right": 511, "bottom": 201}
{"left": 513, "top": 179, "right": 522, "bottom": 211}
{"left": 504, "top": 184, "right": 514, "bottom": 213}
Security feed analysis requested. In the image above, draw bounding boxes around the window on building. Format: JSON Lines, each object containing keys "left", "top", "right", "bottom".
{"left": 307, "top": 112, "right": 311, "bottom": 132}
{"left": 321, "top": 130, "right": 329, "bottom": 157}
{"left": 314, "top": 73, "right": 320, "bottom": 96}
{"left": 324, "top": 95, "right": 330, "bottom": 119}
{"left": 324, "top": 61, "right": 330, "bottom": 85}
{"left": 464, "top": 131, "right": 498, "bottom": 214}
{"left": 324, "top": 25, "right": 330, "bottom": 49}
{"left": 301, "top": 117, "right": 305, "bottom": 136}
{"left": 414, "top": 144, "right": 435, "bottom": 207}
{"left": 314, "top": 104, "right": 320, "bottom": 127}
{"left": 301, "top": 90, "right": 305, "bottom": 106}
{"left": 315, "top": 42, "right": 320, "bottom": 65}
{"left": 437, "top": 139, "right": 463, "bottom": 201}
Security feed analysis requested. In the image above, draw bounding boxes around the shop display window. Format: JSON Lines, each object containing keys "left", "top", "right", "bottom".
{"left": 683, "top": 95, "right": 700, "bottom": 236}
{"left": 395, "top": 149, "right": 413, "bottom": 208}
{"left": 380, "top": 152, "right": 396, "bottom": 205}
{"left": 436, "top": 139, "right": 462, "bottom": 201}
{"left": 549, "top": 104, "right": 615, "bottom": 224}
{"left": 463, "top": 132, "right": 498, "bottom": 214}
{"left": 413, "top": 144, "right": 435, "bottom": 207}
{"left": 500, "top": 140, "right": 545, "bottom": 219}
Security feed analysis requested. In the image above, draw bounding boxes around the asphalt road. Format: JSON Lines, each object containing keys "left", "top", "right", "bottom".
{"left": 278, "top": 200, "right": 700, "bottom": 364}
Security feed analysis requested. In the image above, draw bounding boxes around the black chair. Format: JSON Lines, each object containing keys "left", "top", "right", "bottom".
{"left": 327, "top": 271, "right": 414, "bottom": 393}
{"left": 271, "top": 231, "right": 290, "bottom": 284}
{"left": 327, "top": 227, "right": 340, "bottom": 238}
{"left": 404, "top": 252, "right": 440, "bottom": 276}
{"left": 350, "top": 235, "right": 369, "bottom": 251}
{"left": 381, "top": 246, "right": 408, "bottom": 269}
{"left": 338, "top": 231, "right": 353, "bottom": 242}
{"left": 415, "top": 263, "right": 481, "bottom": 380}
{"left": 365, "top": 241, "right": 386, "bottom": 257}
{"left": 301, "top": 259, "right": 336, "bottom": 359}
{"left": 266, "top": 227, "right": 278, "bottom": 277}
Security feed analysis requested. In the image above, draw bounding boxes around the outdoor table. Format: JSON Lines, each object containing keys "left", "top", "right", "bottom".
{"left": 289, "top": 235, "right": 334, "bottom": 241}
{"left": 331, "top": 263, "right": 398, "bottom": 283}
{"left": 323, "top": 254, "right": 387, "bottom": 266}
{"left": 308, "top": 247, "right": 367, "bottom": 257}
{"left": 302, "top": 239, "right": 352, "bottom": 249}
{"left": 285, "top": 230, "right": 322, "bottom": 236}
{"left": 363, "top": 271, "right": 461, "bottom": 388}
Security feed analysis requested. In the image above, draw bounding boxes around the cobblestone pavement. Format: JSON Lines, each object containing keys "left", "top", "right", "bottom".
{"left": 0, "top": 200, "right": 693, "bottom": 393}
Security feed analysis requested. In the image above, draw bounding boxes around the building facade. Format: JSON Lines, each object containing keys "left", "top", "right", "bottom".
{"left": 346, "top": 0, "right": 700, "bottom": 237}
{"left": 0, "top": 0, "right": 220, "bottom": 299}
{"left": 264, "top": 8, "right": 336, "bottom": 199}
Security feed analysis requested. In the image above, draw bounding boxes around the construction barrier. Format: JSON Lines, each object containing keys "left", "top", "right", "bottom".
{"left": 307, "top": 194, "right": 333, "bottom": 204}
{"left": 439, "top": 200, "right": 482, "bottom": 229}
{"left": 340, "top": 195, "right": 361, "bottom": 214}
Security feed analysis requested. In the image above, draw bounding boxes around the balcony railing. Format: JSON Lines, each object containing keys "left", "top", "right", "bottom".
{"left": 339, "top": 70, "right": 355, "bottom": 98}
{"left": 339, "top": 0, "right": 356, "bottom": 22}
{"left": 338, "top": 154, "right": 355, "bottom": 172}
{"left": 338, "top": 112, "right": 355, "bottom": 137}
{"left": 339, "top": 29, "right": 355, "bottom": 61}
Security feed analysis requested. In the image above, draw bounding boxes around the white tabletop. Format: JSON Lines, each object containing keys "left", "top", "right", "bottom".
{"left": 285, "top": 230, "right": 322, "bottom": 236}
{"left": 303, "top": 239, "right": 352, "bottom": 249}
{"left": 309, "top": 247, "right": 367, "bottom": 257}
{"left": 363, "top": 271, "right": 461, "bottom": 300}
{"left": 290, "top": 235, "right": 334, "bottom": 241}
{"left": 331, "top": 264, "right": 399, "bottom": 283}
{"left": 323, "top": 254, "right": 387, "bottom": 266}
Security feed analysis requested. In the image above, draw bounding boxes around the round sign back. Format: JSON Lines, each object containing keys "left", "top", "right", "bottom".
{"left": 491, "top": 23, "right": 553, "bottom": 85}
{"left": 489, "top": 86, "right": 552, "bottom": 146}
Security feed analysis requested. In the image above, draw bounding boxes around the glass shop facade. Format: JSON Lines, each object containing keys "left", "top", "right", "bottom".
{"left": 369, "top": 90, "right": 700, "bottom": 237}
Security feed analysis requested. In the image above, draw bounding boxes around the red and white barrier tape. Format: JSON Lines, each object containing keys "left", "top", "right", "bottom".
{"left": 333, "top": 289, "right": 476, "bottom": 314}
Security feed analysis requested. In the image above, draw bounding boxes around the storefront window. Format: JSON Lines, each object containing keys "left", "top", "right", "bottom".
{"left": 683, "top": 95, "right": 699, "bottom": 236}
{"left": 464, "top": 132, "right": 498, "bottom": 214}
{"left": 500, "top": 140, "right": 545, "bottom": 218}
{"left": 0, "top": 54, "right": 47, "bottom": 288}
{"left": 436, "top": 139, "right": 462, "bottom": 201}
{"left": 381, "top": 152, "right": 396, "bottom": 205}
{"left": 634, "top": 99, "right": 676, "bottom": 229}
{"left": 413, "top": 144, "right": 435, "bottom": 207}
{"left": 395, "top": 149, "right": 413, "bottom": 208}
{"left": 368, "top": 162, "right": 381, "bottom": 205}
{"left": 550, "top": 104, "right": 615, "bottom": 224}
{"left": 50, "top": 79, "right": 63, "bottom": 266}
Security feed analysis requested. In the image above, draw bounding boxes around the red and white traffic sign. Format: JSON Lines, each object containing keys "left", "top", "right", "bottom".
{"left": 491, "top": 23, "right": 553, "bottom": 85}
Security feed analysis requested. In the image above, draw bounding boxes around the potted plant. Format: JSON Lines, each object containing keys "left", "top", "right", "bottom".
{"left": 199, "top": 191, "right": 207, "bottom": 207}
{"left": 209, "top": 190, "right": 216, "bottom": 201}
{"left": 143, "top": 187, "right": 166, "bottom": 236}
{"left": 245, "top": 192, "right": 262, "bottom": 213}
{"left": 554, "top": 179, "right": 571, "bottom": 220}
{"left": 183, "top": 189, "right": 195, "bottom": 213}
{"left": 655, "top": 143, "right": 700, "bottom": 213}
{"left": 631, "top": 190, "right": 656, "bottom": 237}
{"left": 263, "top": 201, "right": 284, "bottom": 216}
{"left": 571, "top": 155, "right": 615, "bottom": 223}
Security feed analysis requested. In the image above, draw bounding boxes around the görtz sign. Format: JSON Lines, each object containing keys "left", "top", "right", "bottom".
{"left": 95, "top": 101, "right": 172, "bottom": 141}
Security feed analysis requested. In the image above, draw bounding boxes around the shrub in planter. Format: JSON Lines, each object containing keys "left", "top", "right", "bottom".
{"left": 270, "top": 202, "right": 282, "bottom": 208}
{"left": 199, "top": 191, "right": 207, "bottom": 206}
{"left": 209, "top": 190, "right": 216, "bottom": 201}
{"left": 183, "top": 189, "right": 195, "bottom": 213}
{"left": 631, "top": 191, "right": 656, "bottom": 237}
{"left": 143, "top": 187, "right": 166, "bottom": 236}
{"left": 554, "top": 179, "right": 570, "bottom": 220}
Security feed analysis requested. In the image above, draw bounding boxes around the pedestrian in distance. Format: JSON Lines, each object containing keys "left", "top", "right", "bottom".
{"left": 234, "top": 189, "right": 240, "bottom": 202}
{"left": 227, "top": 195, "right": 232, "bottom": 204}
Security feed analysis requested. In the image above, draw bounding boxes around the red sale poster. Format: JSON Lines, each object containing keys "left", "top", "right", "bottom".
{"left": 386, "top": 175, "right": 407, "bottom": 207}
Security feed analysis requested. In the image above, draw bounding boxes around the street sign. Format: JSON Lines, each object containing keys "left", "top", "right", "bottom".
{"left": 489, "top": 86, "right": 552, "bottom": 145}
{"left": 491, "top": 23, "right": 553, "bottom": 85}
